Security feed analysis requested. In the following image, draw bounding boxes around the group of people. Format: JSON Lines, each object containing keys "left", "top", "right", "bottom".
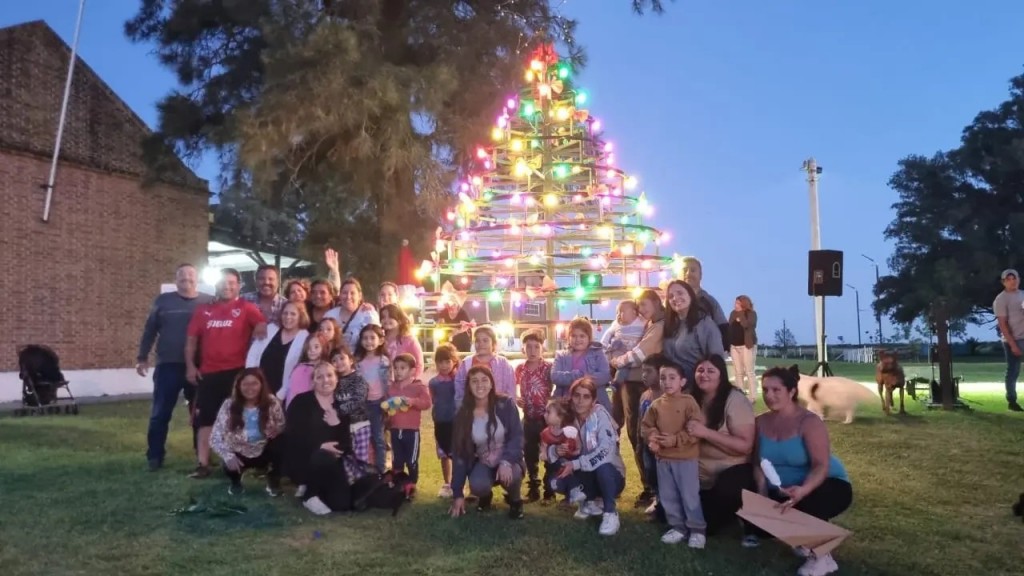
{"left": 137, "top": 255, "right": 852, "bottom": 576}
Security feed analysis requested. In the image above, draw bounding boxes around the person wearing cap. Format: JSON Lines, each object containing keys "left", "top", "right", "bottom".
{"left": 993, "top": 268, "right": 1024, "bottom": 412}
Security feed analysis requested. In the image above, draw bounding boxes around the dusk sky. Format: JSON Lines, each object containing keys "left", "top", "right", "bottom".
{"left": 4, "top": 0, "right": 1022, "bottom": 344}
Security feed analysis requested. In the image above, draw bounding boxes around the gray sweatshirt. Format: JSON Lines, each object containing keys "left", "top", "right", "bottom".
{"left": 137, "top": 292, "right": 215, "bottom": 364}
{"left": 663, "top": 315, "right": 725, "bottom": 380}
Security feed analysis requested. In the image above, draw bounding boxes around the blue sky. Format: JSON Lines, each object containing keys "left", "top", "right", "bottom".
{"left": 5, "top": 0, "right": 1022, "bottom": 344}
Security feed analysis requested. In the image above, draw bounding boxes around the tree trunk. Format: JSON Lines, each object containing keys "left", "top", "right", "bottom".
{"left": 933, "top": 305, "right": 954, "bottom": 410}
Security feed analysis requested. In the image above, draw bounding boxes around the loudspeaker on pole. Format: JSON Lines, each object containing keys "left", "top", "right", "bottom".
{"left": 808, "top": 250, "right": 844, "bottom": 297}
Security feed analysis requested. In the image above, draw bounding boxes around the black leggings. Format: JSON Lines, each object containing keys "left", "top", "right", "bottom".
{"left": 306, "top": 449, "right": 353, "bottom": 511}
{"left": 223, "top": 436, "right": 282, "bottom": 483}
{"left": 699, "top": 463, "right": 756, "bottom": 535}
{"left": 745, "top": 478, "right": 853, "bottom": 537}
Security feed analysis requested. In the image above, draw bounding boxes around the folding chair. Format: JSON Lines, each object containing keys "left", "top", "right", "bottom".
{"left": 15, "top": 344, "right": 78, "bottom": 416}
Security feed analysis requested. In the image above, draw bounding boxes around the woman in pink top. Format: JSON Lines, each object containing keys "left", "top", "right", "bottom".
{"left": 454, "top": 326, "right": 516, "bottom": 406}
{"left": 380, "top": 304, "right": 424, "bottom": 379}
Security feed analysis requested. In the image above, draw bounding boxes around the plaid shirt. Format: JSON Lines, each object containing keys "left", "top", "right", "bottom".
{"left": 242, "top": 292, "right": 287, "bottom": 324}
{"left": 515, "top": 359, "right": 552, "bottom": 420}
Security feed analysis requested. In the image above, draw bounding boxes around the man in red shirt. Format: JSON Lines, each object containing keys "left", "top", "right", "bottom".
{"left": 185, "top": 268, "right": 267, "bottom": 478}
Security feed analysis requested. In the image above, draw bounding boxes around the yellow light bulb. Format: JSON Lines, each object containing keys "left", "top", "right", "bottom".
{"left": 510, "top": 139, "right": 523, "bottom": 152}
{"left": 491, "top": 127, "right": 503, "bottom": 141}
{"left": 556, "top": 107, "right": 570, "bottom": 121}
{"left": 544, "top": 193, "right": 558, "bottom": 207}
{"left": 525, "top": 70, "right": 534, "bottom": 82}
{"left": 632, "top": 287, "right": 644, "bottom": 299}
{"left": 433, "top": 328, "right": 445, "bottom": 341}
{"left": 514, "top": 159, "right": 530, "bottom": 177}
{"left": 624, "top": 176, "right": 638, "bottom": 190}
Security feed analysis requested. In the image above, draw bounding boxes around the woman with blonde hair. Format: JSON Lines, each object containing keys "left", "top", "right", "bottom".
{"left": 728, "top": 295, "right": 758, "bottom": 401}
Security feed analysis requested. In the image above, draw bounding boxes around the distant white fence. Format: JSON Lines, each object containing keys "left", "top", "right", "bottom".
{"left": 759, "top": 346, "right": 877, "bottom": 363}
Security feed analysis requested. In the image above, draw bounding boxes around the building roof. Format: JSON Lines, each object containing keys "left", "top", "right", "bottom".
{"left": 0, "top": 20, "right": 207, "bottom": 193}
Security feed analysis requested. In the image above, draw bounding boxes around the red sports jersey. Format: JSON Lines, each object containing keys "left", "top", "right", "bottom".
{"left": 187, "top": 299, "right": 265, "bottom": 374}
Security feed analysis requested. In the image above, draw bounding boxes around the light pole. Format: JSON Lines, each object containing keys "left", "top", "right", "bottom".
{"left": 846, "top": 283, "right": 862, "bottom": 346}
{"left": 803, "top": 158, "right": 826, "bottom": 374}
{"left": 861, "top": 254, "right": 883, "bottom": 343}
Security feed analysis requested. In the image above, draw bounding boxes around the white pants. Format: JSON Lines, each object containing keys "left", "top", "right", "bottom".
{"left": 731, "top": 345, "right": 757, "bottom": 398}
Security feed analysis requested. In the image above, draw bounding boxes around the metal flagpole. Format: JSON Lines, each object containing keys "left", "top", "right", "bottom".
{"left": 42, "top": 0, "right": 87, "bottom": 222}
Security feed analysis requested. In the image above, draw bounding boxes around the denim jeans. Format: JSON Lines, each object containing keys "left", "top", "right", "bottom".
{"left": 146, "top": 363, "right": 192, "bottom": 463}
{"left": 555, "top": 462, "right": 625, "bottom": 513}
{"left": 366, "top": 401, "right": 387, "bottom": 473}
{"left": 1003, "top": 339, "right": 1024, "bottom": 403}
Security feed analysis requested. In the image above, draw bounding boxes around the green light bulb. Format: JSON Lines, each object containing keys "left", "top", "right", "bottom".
{"left": 575, "top": 91, "right": 587, "bottom": 105}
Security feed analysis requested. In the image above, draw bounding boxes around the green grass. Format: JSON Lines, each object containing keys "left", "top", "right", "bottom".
{"left": 1, "top": 395, "right": 1022, "bottom": 576}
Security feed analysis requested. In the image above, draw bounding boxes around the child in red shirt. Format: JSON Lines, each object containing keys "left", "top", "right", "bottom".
{"left": 515, "top": 330, "right": 553, "bottom": 501}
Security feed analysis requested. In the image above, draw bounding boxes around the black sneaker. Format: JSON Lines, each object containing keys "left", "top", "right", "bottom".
{"left": 265, "top": 477, "right": 283, "bottom": 498}
{"left": 542, "top": 491, "right": 556, "bottom": 504}
{"left": 188, "top": 465, "right": 211, "bottom": 479}
{"left": 634, "top": 490, "right": 654, "bottom": 508}
{"left": 147, "top": 459, "right": 162, "bottom": 472}
{"left": 508, "top": 499, "right": 524, "bottom": 520}
{"left": 228, "top": 482, "right": 244, "bottom": 495}
{"left": 1009, "top": 402, "right": 1023, "bottom": 412}
{"left": 477, "top": 493, "right": 493, "bottom": 512}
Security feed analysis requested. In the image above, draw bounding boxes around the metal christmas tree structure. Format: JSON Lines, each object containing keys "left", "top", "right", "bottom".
{"left": 416, "top": 43, "right": 677, "bottom": 330}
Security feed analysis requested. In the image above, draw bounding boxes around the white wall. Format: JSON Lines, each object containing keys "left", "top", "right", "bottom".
{"left": 0, "top": 368, "right": 151, "bottom": 403}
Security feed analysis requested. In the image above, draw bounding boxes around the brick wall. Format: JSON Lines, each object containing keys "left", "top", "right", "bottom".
{"left": 0, "top": 151, "right": 209, "bottom": 371}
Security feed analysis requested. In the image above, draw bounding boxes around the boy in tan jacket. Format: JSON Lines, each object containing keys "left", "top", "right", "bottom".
{"left": 641, "top": 361, "right": 706, "bottom": 549}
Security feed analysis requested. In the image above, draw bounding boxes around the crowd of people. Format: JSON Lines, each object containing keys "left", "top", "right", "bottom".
{"left": 136, "top": 254, "right": 852, "bottom": 576}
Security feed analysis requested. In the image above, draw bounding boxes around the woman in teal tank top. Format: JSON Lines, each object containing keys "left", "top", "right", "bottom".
{"left": 745, "top": 366, "right": 853, "bottom": 576}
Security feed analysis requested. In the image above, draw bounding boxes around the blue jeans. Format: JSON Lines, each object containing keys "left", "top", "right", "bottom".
{"left": 555, "top": 462, "right": 625, "bottom": 513}
{"left": 366, "top": 401, "right": 387, "bottom": 473}
{"left": 146, "top": 363, "right": 193, "bottom": 463}
{"left": 1003, "top": 339, "right": 1024, "bottom": 403}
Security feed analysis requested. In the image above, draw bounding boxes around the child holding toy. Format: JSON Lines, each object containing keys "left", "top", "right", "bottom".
{"left": 515, "top": 330, "right": 553, "bottom": 501}
{"left": 540, "top": 398, "right": 578, "bottom": 499}
{"left": 429, "top": 344, "right": 460, "bottom": 498}
{"left": 641, "top": 361, "right": 706, "bottom": 549}
{"left": 386, "top": 353, "right": 432, "bottom": 488}
{"left": 355, "top": 324, "right": 391, "bottom": 473}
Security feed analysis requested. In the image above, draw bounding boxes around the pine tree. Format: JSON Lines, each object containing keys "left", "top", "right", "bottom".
{"left": 419, "top": 44, "right": 675, "bottom": 330}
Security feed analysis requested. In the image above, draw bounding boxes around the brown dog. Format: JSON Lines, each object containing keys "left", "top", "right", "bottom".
{"left": 875, "top": 350, "right": 906, "bottom": 415}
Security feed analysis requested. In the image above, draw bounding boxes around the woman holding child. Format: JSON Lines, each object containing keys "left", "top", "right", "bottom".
{"left": 553, "top": 377, "right": 626, "bottom": 537}
{"left": 684, "top": 354, "right": 756, "bottom": 535}
{"left": 747, "top": 365, "right": 853, "bottom": 576}
{"left": 449, "top": 366, "right": 526, "bottom": 520}
{"left": 609, "top": 289, "right": 666, "bottom": 505}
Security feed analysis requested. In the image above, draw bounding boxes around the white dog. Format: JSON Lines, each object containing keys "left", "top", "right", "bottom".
{"left": 794, "top": 366, "right": 877, "bottom": 424}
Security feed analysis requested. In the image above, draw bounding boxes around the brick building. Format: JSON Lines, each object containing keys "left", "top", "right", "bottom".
{"left": 0, "top": 21, "right": 209, "bottom": 398}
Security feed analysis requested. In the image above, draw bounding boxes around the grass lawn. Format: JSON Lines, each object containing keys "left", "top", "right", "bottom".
{"left": 1, "top": 393, "right": 1022, "bottom": 576}
{"left": 773, "top": 359, "right": 1009, "bottom": 385}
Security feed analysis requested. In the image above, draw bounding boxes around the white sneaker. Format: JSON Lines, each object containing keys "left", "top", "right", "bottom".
{"left": 302, "top": 496, "right": 332, "bottom": 516}
{"left": 661, "top": 528, "right": 687, "bottom": 544}
{"left": 598, "top": 512, "right": 620, "bottom": 536}
{"left": 294, "top": 485, "right": 307, "bottom": 499}
{"left": 687, "top": 533, "right": 706, "bottom": 549}
{"left": 437, "top": 484, "right": 453, "bottom": 498}
{"left": 573, "top": 500, "right": 603, "bottom": 520}
{"left": 797, "top": 553, "right": 838, "bottom": 576}
{"left": 568, "top": 485, "right": 587, "bottom": 506}
{"left": 741, "top": 534, "right": 761, "bottom": 548}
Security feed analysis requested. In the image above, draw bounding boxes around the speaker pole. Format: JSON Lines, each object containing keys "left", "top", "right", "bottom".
{"left": 802, "top": 158, "right": 826, "bottom": 375}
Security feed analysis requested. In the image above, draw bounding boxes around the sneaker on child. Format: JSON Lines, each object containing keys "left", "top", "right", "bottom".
{"left": 687, "top": 533, "right": 706, "bottom": 549}
{"left": 574, "top": 501, "right": 603, "bottom": 520}
{"left": 797, "top": 553, "right": 838, "bottom": 576}
{"left": 294, "top": 485, "right": 307, "bottom": 499}
{"left": 437, "top": 484, "right": 453, "bottom": 498}
{"left": 661, "top": 528, "right": 687, "bottom": 544}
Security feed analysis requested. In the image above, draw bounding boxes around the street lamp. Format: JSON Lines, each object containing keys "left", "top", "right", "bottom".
{"left": 846, "top": 283, "right": 862, "bottom": 346}
{"left": 861, "top": 254, "right": 884, "bottom": 343}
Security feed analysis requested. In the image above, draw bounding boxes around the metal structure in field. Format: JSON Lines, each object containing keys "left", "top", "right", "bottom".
{"left": 416, "top": 44, "right": 678, "bottom": 343}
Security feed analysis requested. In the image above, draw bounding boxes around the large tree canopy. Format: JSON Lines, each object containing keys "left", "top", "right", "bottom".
{"left": 877, "top": 72, "right": 1024, "bottom": 407}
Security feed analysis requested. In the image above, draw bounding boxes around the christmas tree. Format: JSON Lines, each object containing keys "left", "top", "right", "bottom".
{"left": 416, "top": 43, "right": 677, "bottom": 333}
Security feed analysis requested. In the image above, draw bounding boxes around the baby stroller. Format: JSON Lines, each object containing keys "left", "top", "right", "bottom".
{"left": 15, "top": 345, "right": 78, "bottom": 416}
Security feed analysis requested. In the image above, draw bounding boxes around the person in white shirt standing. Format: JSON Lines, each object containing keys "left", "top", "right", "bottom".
{"left": 993, "top": 268, "right": 1024, "bottom": 412}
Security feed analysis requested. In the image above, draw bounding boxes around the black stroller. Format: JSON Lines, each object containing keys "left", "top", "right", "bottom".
{"left": 15, "top": 345, "right": 78, "bottom": 416}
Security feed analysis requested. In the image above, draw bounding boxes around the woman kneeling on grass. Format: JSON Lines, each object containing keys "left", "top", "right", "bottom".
{"left": 449, "top": 366, "right": 525, "bottom": 520}
{"left": 747, "top": 366, "right": 853, "bottom": 576}
{"left": 285, "top": 362, "right": 355, "bottom": 515}
{"left": 553, "top": 377, "right": 626, "bottom": 537}
{"left": 210, "top": 368, "right": 286, "bottom": 496}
